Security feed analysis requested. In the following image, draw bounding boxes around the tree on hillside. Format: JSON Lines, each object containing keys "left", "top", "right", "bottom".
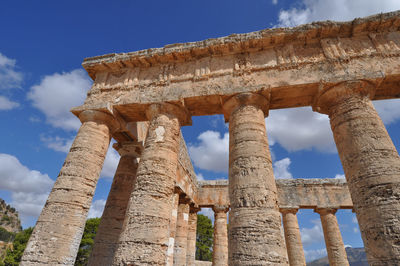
{"left": 2, "top": 227, "right": 33, "bottom": 266}
{"left": 196, "top": 214, "right": 213, "bottom": 261}
{"left": 74, "top": 218, "right": 100, "bottom": 266}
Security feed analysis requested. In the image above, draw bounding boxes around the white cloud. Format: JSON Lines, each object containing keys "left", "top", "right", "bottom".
{"left": 27, "top": 69, "right": 91, "bottom": 131}
{"left": 0, "top": 95, "right": 19, "bottom": 110}
{"left": 88, "top": 199, "right": 106, "bottom": 218}
{"left": 41, "top": 136, "right": 73, "bottom": 153}
{"left": 0, "top": 53, "right": 23, "bottom": 90}
{"left": 277, "top": 0, "right": 400, "bottom": 27}
{"left": 353, "top": 227, "right": 359, "bottom": 233}
{"left": 0, "top": 153, "right": 54, "bottom": 223}
{"left": 334, "top": 174, "right": 345, "bottom": 179}
{"left": 196, "top": 173, "right": 205, "bottom": 181}
{"left": 272, "top": 0, "right": 278, "bottom": 5}
{"left": 304, "top": 248, "right": 327, "bottom": 262}
{"left": 188, "top": 131, "right": 229, "bottom": 173}
{"left": 300, "top": 219, "right": 324, "bottom": 246}
{"left": 199, "top": 207, "right": 214, "bottom": 223}
{"left": 374, "top": 99, "right": 400, "bottom": 125}
{"left": 273, "top": 157, "right": 293, "bottom": 179}
{"left": 267, "top": 107, "right": 336, "bottom": 152}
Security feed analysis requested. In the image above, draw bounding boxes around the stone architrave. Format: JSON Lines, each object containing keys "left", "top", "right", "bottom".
{"left": 315, "top": 208, "right": 349, "bottom": 266}
{"left": 280, "top": 208, "right": 306, "bottom": 266}
{"left": 112, "top": 103, "right": 190, "bottom": 265}
{"left": 223, "top": 93, "right": 288, "bottom": 265}
{"left": 88, "top": 141, "right": 142, "bottom": 266}
{"left": 186, "top": 206, "right": 200, "bottom": 266}
{"left": 212, "top": 205, "right": 229, "bottom": 266}
{"left": 174, "top": 199, "right": 190, "bottom": 266}
{"left": 21, "top": 110, "right": 118, "bottom": 265}
{"left": 314, "top": 80, "right": 400, "bottom": 264}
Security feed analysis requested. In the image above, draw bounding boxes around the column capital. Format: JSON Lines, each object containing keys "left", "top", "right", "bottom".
{"left": 212, "top": 205, "right": 230, "bottom": 213}
{"left": 315, "top": 207, "right": 338, "bottom": 215}
{"left": 189, "top": 205, "right": 201, "bottom": 214}
{"left": 222, "top": 92, "right": 270, "bottom": 122}
{"left": 113, "top": 141, "right": 143, "bottom": 157}
{"left": 280, "top": 208, "right": 299, "bottom": 215}
{"left": 312, "top": 80, "right": 379, "bottom": 115}
{"left": 79, "top": 110, "right": 120, "bottom": 133}
{"left": 145, "top": 103, "right": 192, "bottom": 126}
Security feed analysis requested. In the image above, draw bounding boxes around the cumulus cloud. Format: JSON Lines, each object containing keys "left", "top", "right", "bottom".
{"left": 88, "top": 199, "right": 106, "bottom": 218}
{"left": 199, "top": 207, "right": 214, "bottom": 223}
{"left": 304, "top": 248, "right": 327, "bottom": 262}
{"left": 300, "top": 219, "right": 324, "bottom": 246}
{"left": 0, "top": 95, "right": 19, "bottom": 110}
{"left": 334, "top": 174, "right": 345, "bottom": 179}
{"left": 188, "top": 131, "right": 229, "bottom": 173}
{"left": 273, "top": 157, "right": 293, "bottom": 179}
{"left": 41, "top": 135, "right": 73, "bottom": 153}
{"left": 267, "top": 107, "right": 336, "bottom": 152}
{"left": 277, "top": 0, "right": 400, "bottom": 27}
{"left": 0, "top": 53, "right": 23, "bottom": 110}
{"left": 27, "top": 69, "right": 91, "bottom": 131}
{"left": 0, "top": 153, "right": 54, "bottom": 223}
{"left": 374, "top": 99, "right": 400, "bottom": 125}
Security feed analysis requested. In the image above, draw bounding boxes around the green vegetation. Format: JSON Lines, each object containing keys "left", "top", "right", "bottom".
{"left": 74, "top": 218, "right": 100, "bottom": 266}
{"left": 0, "top": 227, "right": 15, "bottom": 243}
{"left": 196, "top": 214, "right": 213, "bottom": 261}
{"left": 1, "top": 227, "right": 33, "bottom": 266}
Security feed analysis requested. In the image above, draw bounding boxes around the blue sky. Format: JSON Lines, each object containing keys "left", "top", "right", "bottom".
{"left": 1, "top": 0, "right": 400, "bottom": 262}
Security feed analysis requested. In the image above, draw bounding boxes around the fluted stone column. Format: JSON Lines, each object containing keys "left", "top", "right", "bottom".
{"left": 223, "top": 93, "right": 288, "bottom": 265}
{"left": 315, "top": 208, "right": 349, "bottom": 266}
{"left": 314, "top": 80, "right": 400, "bottom": 265}
{"left": 212, "top": 205, "right": 229, "bottom": 266}
{"left": 174, "top": 199, "right": 190, "bottom": 266}
{"left": 281, "top": 208, "right": 306, "bottom": 266}
{"left": 88, "top": 141, "right": 142, "bottom": 266}
{"left": 186, "top": 206, "right": 200, "bottom": 266}
{"left": 21, "top": 110, "right": 118, "bottom": 265}
{"left": 167, "top": 193, "right": 180, "bottom": 266}
{"left": 112, "top": 103, "right": 190, "bottom": 265}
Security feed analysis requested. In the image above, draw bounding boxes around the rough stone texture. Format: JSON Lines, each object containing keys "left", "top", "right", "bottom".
{"left": 197, "top": 179, "right": 353, "bottom": 209}
{"left": 195, "top": 261, "right": 212, "bottom": 266}
{"left": 167, "top": 193, "right": 179, "bottom": 266}
{"left": 112, "top": 103, "right": 186, "bottom": 265}
{"left": 315, "top": 80, "right": 400, "bottom": 265}
{"left": 21, "top": 110, "right": 114, "bottom": 266}
{"left": 224, "top": 93, "right": 288, "bottom": 265}
{"left": 281, "top": 209, "right": 306, "bottom": 266}
{"left": 174, "top": 201, "right": 190, "bottom": 266}
{"left": 315, "top": 208, "right": 349, "bottom": 266}
{"left": 186, "top": 209, "right": 199, "bottom": 266}
{"left": 88, "top": 142, "right": 141, "bottom": 266}
{"left": 212, "top": 206, "right": 229, "bottom": 266}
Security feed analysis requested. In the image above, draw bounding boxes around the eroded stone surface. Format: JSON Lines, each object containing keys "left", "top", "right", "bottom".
{"left": 212, "top": 205, "right": 229, "bottom": 266}
{"left": 281, "top": 209, "right": 306, "bottom": 266}
{"left": 173, "top": 201, "right": 190, "bottom": 266}
{"left": 186, "top": 208, "right": 199, "bottom": 266}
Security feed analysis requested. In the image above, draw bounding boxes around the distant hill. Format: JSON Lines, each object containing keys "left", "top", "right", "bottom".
{"left": 307, "top": 247, "right": 368, "bottom": 266}
{"left": 0, "top": 199, "right": 21, "bottom": 234}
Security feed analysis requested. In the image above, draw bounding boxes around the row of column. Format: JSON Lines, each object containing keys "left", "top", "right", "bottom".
{"left": 21, "top": 80, "right": 400, "bottom": 265}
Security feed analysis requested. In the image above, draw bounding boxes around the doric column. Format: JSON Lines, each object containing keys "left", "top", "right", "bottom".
{"left": 222, "top": 93, "right": 288, "bottom": 265}
{"left": 186, "top": 206, "right": 200, "bottom": 266}
{"left": 112, "top": 103, "right": 191, "bottom": 265}
{"left": 174, "top": 197, "right": 190, "bottom": 266}
{"left": 88, "top": 141, "right": 142, "bottom": 266}
{"left": 280, "top": 208, "right": 306, "bottom": 266}
{"left": 21, "top": 110, "right": 118, "bottom": 265}
{"left": 167, "top": 193, "right": 180, "bottom": 266}
{"left": 212, "top": 205, "right": 229, "bottom": 266}
{"left": 315, "top": 208, "right": 349, "bottom": 266}
{"left": 313, "top": 80, "right": 400, "bottom": 264}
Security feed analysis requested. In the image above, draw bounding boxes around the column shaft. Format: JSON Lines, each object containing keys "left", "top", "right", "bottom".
{"left": 21, "top": 111, "right": 114, "bottom": 265}
{"left": 174, "top": 201, "right": 190, "bottom": 265}
{"left": 186, "top": 210, "right": 198, "bottom": 266}
{"left": 317, "top": 209, "right": 349, "bottom": 266}
{"left": 315, "top": 81, "right": 400, "bottom": 264}
{"left": 224, "top": 93, "right": 288, "bottom": 265}
{"left": 167, "top": 193, "right": 180, "bottom": 266}
{"left": 212, "top": 206, "right": 228, "bottom": 266}
{"left": 112, "top": 104, "right": 186, "bottom": 265}
{"left": 281, "top": 209, "right": 306, "bottom": 266}
{"left": 88, "top": 143, "right": 140, "bottom": 266}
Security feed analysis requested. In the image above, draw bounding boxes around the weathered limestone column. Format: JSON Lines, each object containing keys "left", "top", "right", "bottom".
{"left": 167, "top": 193, "right": 180, "bottom": 266}
{"left": 88, "top": 141, "right": 142, "bottom": 266}
{"left": 112, "top": 103, "right": 190, "bottom": 265}
{"left": 314, "top": 80, "right": 400, "bottom": 265}
{"left": 212, "top": 205, "right": 229, "bottom": 266}
{"left": 21, "top": 110, "right": 118, "bottom": 265}
{"left": 186, "top": 206, "right": 200, "bottom": 266}
{"left": 174, "top": 198, "right": 190, "bottom": 266}
{"left": 280, "top": 208, "right": 306, "bottom": 266}
{"left": 223, "top": 93, "right": 288, "bottom": 265}
{"left": 315, "top": 208, "right": 349, "bottom": 266}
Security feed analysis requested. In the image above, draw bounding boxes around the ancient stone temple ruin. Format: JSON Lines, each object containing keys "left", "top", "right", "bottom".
{"left": 21, "top": 11, "right": 400, "bottom": 266}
